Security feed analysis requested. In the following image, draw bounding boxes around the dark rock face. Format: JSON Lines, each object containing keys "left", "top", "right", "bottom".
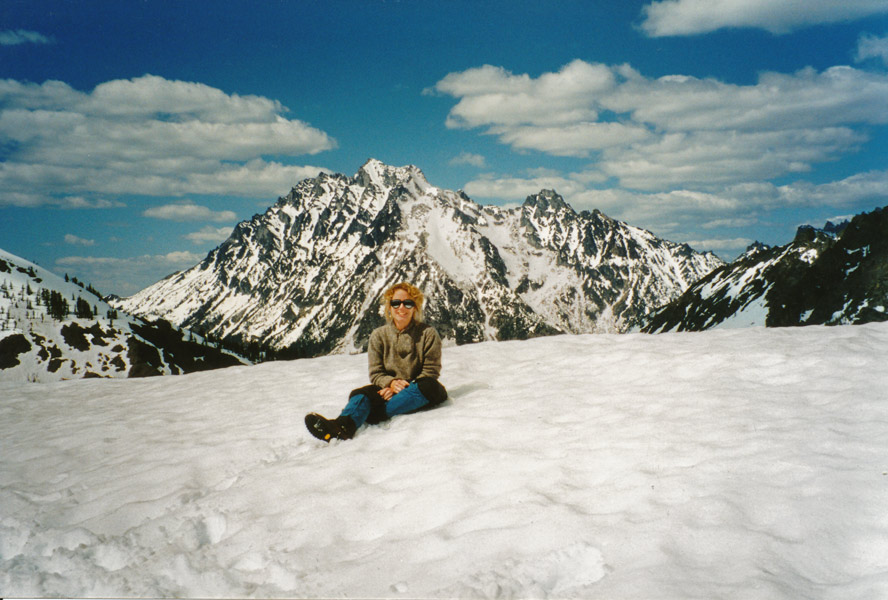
{"left": 116, "top": 160, "right": 723, "bottom": 357}
{"left": 128, "top": 319, "right": 244, "bottom": 376}
{"left": 0, "top": 334, "right": 31, "bottom": 369}
{"left": 643, "top": 206, "right": 888, "bottom": 332}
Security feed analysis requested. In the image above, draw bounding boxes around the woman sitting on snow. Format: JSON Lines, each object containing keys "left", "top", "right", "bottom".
{"left": 305, "top": 282, "right": 448, "bottom": 442}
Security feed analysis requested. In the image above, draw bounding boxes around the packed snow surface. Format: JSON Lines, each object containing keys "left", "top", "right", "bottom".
{"left": 2, "top": 324, "right": 888, "bottom": 598}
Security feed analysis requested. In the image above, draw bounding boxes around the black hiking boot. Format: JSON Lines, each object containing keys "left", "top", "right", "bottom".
{"left": 305, "top": 413, "right": 356, "bottom": 442}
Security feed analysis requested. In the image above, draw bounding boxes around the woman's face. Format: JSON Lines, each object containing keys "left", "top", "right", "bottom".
{"left": 390, "top": 289, "right": 416, "bottom": 331}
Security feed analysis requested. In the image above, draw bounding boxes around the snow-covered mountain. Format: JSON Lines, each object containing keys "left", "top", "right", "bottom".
{"left": 115, "top": 159, "right": 723, "bottom": 357}
{"left": 0, "top": 248, "right": 247, "bottom": 382}
{"left": 642, "top": 206, "right": 888, "bottom": 332}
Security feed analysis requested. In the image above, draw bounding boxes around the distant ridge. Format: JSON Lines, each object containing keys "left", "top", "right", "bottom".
{"left": 642, "top": 206, "right": 888, "bottom": 332}
{"left": 0, "top": 247, "right": 247, "bottom": 382}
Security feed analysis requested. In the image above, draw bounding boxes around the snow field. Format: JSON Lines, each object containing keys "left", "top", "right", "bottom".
{"left": 2, "top": 323, "right": 888, "bottom": 598}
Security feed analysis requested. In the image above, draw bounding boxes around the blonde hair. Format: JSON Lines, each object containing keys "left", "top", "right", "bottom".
{"left": 382, "top": 282, "right": 424, "bottom": 323}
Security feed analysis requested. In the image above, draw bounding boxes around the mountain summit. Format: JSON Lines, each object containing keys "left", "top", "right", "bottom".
{"left": 115, "top": 160, "right": 723, "bottom": 357}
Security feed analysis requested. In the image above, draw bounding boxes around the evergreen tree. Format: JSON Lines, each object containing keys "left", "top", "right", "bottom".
{"left": 75, "top": 297, "right": 93, "bottom": 319}
{"left": 47, "top": 290, "right": 69, "bottom": 320}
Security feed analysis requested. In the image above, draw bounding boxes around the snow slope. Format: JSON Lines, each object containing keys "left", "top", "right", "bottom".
{"left": 1, "top": 247, "right": 247, "bottom": 382}
{"left": 2, "top": 324, "right": 888, "bottom": 598}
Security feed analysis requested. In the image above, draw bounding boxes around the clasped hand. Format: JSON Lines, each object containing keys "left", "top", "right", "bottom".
{"left": 379, "top": 379, "right": 410, "bottom": 400}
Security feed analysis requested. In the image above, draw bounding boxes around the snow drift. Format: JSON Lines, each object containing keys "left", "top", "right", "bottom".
{"left": 2, "top": 323, "right": 888, "bottom": 598}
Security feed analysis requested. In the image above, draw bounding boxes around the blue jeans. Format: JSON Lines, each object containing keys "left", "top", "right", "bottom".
{"left": 341, "top": 381, "right": 436, "bottom": 428}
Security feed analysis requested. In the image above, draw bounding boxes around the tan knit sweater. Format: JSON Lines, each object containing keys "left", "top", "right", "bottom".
{"left": 368, "top": 321, "right": 442, "bottom": 388}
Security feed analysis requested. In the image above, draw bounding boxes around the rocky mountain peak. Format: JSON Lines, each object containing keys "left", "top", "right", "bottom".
{"left": 744, "top": 241, "right": 772, "bottom": 256}
{"left": 523, "top": 189, "right": 572, "bottom": 214}
{"left": 355, "top": 158, "right": 430, "bottom": 193}
{"left": 823, "top": 220, "right": 849, "bottom": 236}
{"left": 793, "top": 218, "right": 850, "bottom": 245}
{"left": 793, "top": 224, "right": 840, "bottom": 246}
{"left": 115, "top": 161, "right": 723, "bottom": 357}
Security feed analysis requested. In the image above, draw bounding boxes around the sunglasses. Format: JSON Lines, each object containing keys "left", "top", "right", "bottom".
{"left": 390, "top": 299, "right": 416, "bottom": 309}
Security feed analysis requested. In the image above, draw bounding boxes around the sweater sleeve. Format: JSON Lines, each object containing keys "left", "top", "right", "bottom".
{"left": 368, "top": 329, "right": 395, "bottom": 388}
{"left": 418, "top": 326, "right": 443, "bottom": 380}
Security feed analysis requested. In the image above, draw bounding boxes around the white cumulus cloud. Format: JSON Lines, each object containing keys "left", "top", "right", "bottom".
{"left": 184, "top": 226, "right": 234, "bottom": 244}
{"left": 685, "top": 237, "right": 755, "bottom": 251}
{"left": 639, "top": 0, "right": 888, "bottom": 37}
{"left": 142, "top": 202, "right": 236, "bottom": 222}
{"left": 435, "top": 60, "right": 614, "bottom": 130}
{"left": 0, "top": 75, "right": 336, "bottom": 207}
{"left": 64, "top": 234, "right": 95, "bottom": 246}
{"left": 434, "top": 61, "right": 888, "bottom": 190}
{"left": 0, "top": 29, "right": 54, "bottom": 45}
{"left": 449, "top": 152, "right": 487, "bottom": 168}
{"left": 56, "top": 251, "right": 205, "bottom": 295}
{"left": 856, "top": 32, "right": 888, "bottom": 65}
{"left": 463, "top": 172, "right": 587, "bottom": 201}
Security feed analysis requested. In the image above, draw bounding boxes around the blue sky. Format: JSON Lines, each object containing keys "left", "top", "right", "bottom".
{"left": 2, "top": 0, "right": 887, "bottom": 295}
